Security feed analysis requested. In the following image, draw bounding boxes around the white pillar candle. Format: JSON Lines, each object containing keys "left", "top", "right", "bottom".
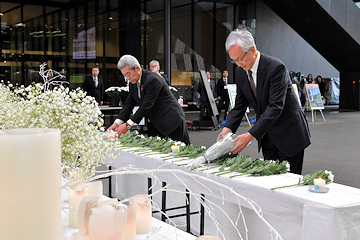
{"left": 314, "top": 178, "right": 326, "bottom": 190}
{"left": 124, "top": 197, "right": 137, "bottom": 240}
{"left": 87, "top": 181, "right": 103, "bottom": 201}
{"left": 0, "top": 128, "right": 61, "bottom": 240}
{"left": 134, "top": 195, "right": 152, "bottom": 234}
{"left": 69, "top": 184, "right": 88, "bottom": 228}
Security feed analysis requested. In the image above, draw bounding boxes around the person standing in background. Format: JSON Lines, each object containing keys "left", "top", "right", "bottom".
{"left": 217, "top": 70, "right": 232, "bottom": 121}
{"left": 316, "top": 75, "right": 325, "bottom": 97}
{"left": 149, "top": 60, "right": 170, "bottom": 85}
{"left": 83, "top": 66, "right": 104, "bottom": 105}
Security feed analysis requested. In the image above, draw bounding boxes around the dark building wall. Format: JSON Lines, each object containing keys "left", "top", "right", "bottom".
{"left": 256, "top": 0, "right": 339, "bottom": 78}
{"left": 317, "top": 0, "right": 360, "bottom": 44}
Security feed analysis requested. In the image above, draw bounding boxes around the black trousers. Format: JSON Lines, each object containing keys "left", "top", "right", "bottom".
{"left": 148, "top": 120, "right": 191, "bottom": 145}
{"left": 261, "top": 133, "right": 304, "bottom": 174}
{"left": 217, "top": 98, "right": 230, "bottom": 120}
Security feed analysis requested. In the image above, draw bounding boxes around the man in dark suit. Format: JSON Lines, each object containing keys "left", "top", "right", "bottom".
{"left": 83, "top": 66, "right": 104, "bottom": 105}
{"left": 217, "top": 70, "right": 232, "bottom": 121}
{"left": 107, "top": 55, "right": 190, "bottom": 145}
{"left": 217, "top": 28, "right": 311, "bottom": 174}
{"left": 149, "top": 60, "right": 170, "bottom": 85}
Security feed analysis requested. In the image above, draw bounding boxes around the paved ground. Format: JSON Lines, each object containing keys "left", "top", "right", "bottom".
{"left": 185, "top": 106, "right": 360, "bottom": 189}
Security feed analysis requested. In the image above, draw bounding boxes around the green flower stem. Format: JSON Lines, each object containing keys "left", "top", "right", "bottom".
{"left": 199, "top": 165, "right": 219, "bottom": 172}
{"left": 271, "top": 183, "right": 301, "bottom": 190}
{"left": 229, "top": 173, "right": 248, "bottom": 178}
{"left": 217, "top": 170, "right": 232, "bottom": 176}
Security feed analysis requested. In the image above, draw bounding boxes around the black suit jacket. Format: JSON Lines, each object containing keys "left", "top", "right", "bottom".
{"left": 217, "top": 77, "right": 232, "bottom": 101}
{"left": 225, "top": 53, "right": 311, "bottom": 157}
{"left": 118, "top": 69, "right": 185, "bottom": 136}
{"left": 161, "top": 74, "right": 170, "bottom": 85}
{"left": 83, "top": 76, "right": 104, "bottom": 103}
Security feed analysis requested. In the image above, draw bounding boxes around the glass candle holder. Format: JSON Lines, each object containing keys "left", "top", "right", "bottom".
{"left": 69, "top": 184, "right": 88, "bottom": 228}
{"left": 134, "top": 195, "right": 152, "bottom": 234}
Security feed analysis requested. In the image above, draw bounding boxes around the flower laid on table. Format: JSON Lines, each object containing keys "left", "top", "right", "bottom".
{"left": 105, "top": 86, "right": 129, "bottom": 97}
{"left": 271, "top": 170, "right": 334, "bottom": 190}
{"left": 0, "top": 81, "right": 119, "bottom": 181}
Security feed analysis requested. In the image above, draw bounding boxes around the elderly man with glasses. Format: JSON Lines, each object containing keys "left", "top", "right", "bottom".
{"left": 217, "top": 28, "right": 311, "bottom": 174}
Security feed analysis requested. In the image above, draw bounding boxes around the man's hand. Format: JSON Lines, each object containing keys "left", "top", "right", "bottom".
{"left": 115, "top": 123, "right": 128, "bottom": 137}
{"left": 107, "top": 122, "right": 119, "bottom": 131}
{"left": 217, "top": 127, "right": 232, "bottom": 141}
{"left": 217, "top": 96, "right": 222, "bottom": 100}
{"left": 230, "top": 132, "right": 254, "bottom": 154}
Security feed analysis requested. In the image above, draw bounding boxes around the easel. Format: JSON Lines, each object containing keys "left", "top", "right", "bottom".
{"left": 311, "top": 108, "right": 326, "bottom": 123}
{"left": 191, "top": 70, "right": 220, "bottom": 130}
{"left": 305, "top": 84, "right": 326, "bottom": 123}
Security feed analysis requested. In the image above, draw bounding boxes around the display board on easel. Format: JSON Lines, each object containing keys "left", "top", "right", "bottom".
{"left": 227, "top": 84, "right": 251, "bottom": 126}
{"left": 305, "top": 84, "right": 326, "bottom": 122}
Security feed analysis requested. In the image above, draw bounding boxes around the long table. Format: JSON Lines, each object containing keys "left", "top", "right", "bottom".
{"left": 109, "top": 148, "right": 360, "bottom": 240}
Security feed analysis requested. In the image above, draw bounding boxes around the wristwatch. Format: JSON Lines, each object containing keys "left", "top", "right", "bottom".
{"left": 125, "top": 122, "right": 132, "bottom": 130}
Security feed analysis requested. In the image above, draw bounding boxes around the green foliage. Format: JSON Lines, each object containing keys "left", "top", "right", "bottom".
{"left": 117, "top": 131, "right": 289, "bottom": 178}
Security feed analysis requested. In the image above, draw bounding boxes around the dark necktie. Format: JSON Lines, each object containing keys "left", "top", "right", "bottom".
{"left": 137, "top": 82, "right": 141, "bottom": 99}
{"left": 93, "top": 77, "right": 98, "bottom": 87}
{"left": 248, "top": 70, "right": 256, "bottom": 99}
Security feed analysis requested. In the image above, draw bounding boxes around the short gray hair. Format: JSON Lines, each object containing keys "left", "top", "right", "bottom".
{"left": 149, "top": 60, "right": 160, "bottom": 67}
{"left": 117, "top": 55, "right": 141, "bottom": 70}
{"left": 225, "top": 28, "right": 256, "bottom": 52}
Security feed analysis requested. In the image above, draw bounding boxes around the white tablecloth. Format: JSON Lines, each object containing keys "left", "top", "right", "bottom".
{"left": 109, "top": 149, "right": 360, "bottom": 240}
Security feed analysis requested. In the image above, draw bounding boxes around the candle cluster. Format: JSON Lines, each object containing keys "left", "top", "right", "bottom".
{"left": 70, "top": 188, "right": 152, "bottom": 239}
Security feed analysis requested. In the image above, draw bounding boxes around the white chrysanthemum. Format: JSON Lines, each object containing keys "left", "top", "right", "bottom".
{"left": 286, "top": 162, "right": 290, "bottom": 171}
{"left": 325, "top": 170, "right": 334, "bottom": 182}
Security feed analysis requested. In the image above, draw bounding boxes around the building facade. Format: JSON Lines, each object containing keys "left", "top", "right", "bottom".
{"left": 0, "top": 0, "right": 346, "bottom": 104}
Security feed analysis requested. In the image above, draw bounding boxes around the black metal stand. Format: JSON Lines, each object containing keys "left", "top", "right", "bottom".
{"left": 148, "top": 178, "right": 205, "bottom": 234}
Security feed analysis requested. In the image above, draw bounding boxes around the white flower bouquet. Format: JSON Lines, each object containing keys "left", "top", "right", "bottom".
{"left": 0, "top": 81, "right": 119, "bottom": 180}
{"left": 105, "top": 86, "right": 129, "bottom": 97}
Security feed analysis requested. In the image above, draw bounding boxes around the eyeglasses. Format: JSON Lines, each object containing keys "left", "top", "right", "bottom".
{"left": 123, "top": 71, "right": 131, "bottom": 78}
{"left": 230, "top": 51, "right": 248, "bottom": 64}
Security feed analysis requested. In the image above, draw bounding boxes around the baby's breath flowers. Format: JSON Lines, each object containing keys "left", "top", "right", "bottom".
{"left": 0, "top": 82, "right": 119, "bottom": 180}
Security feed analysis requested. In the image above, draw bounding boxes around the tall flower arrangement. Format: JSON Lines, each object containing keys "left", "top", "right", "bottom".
{"left": 0, "top": 81, "right": 118, "bottom": 180}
